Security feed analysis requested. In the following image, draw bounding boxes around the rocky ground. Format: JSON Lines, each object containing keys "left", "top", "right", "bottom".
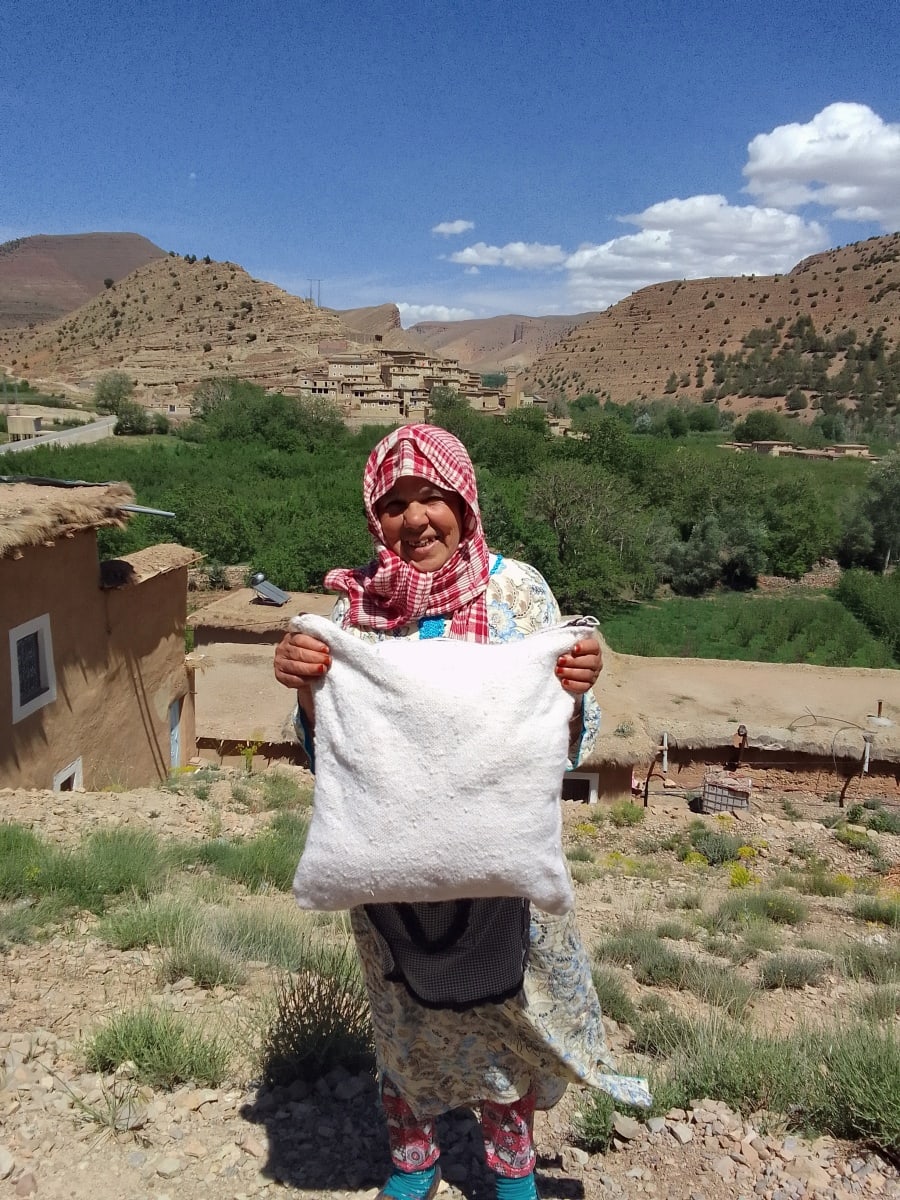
{"left": 1, "top": 771, "right": 898, "bottom": 1200}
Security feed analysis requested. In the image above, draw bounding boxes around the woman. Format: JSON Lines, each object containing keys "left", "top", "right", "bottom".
{"left": 274, "top": 424, "right": 646, "bottom": 1200}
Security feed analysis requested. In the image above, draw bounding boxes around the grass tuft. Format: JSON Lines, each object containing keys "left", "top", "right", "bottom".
{"left": 192, "top": 811, "right": 307, "bottom": 891}
{"left": 591, "top": 966, "right": 637, "bottom": 1026}
{"left": 159, "top": 935, "right": 247, "bottom": 990}
{"left": 715, "top": 890, "right": 808, "bottom": 927}
{"left": 843, "top": 941, "right": 900, "bottom": 984}
{"left": 84, "top": 1006, "right": 231, "bottom": 1087}
{"left": 608, "top": 801, "right": 645, "bottom": 828}
{"left": 858, "top": 987, "right": 900, "bottom": 1022}
{"left": 853, "top": 896, "right": 900, "bottom": 929}
{"left": 759, "top": 953, "right": 828, "bottom": 990}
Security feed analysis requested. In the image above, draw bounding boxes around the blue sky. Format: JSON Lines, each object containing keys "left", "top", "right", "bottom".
{"left": 3, "top": 0, "right": 899, "bottom": 324}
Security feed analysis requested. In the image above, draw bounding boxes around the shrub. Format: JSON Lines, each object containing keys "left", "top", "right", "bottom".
{"left": 260, "top": 945, "right": 374, "bottom": 1084}
{"left": 566, "top": 845, "right": 595, "bottom": 863}
{"left": 84, "top": 1006, "right": 230, "bottom": 1087}
{"left": 159, "top": 936, "right": 246, "bottom": 990}
{"left": 98, "top": 896, "right": 197, "bottom": 949}
{"left": 680, "top": 962, "right": 755, "bottom": 1014}
{"left": 193, "top": 811, "right": 307, "bottom": 891}
{"left": 834, "top": 825, "right": 880, "bottom": 856}
{"left": 598, "top": 926, "right": 684, "bottom": 986}
{"left": 571, "top": 863, "right": 602, "bottom": 885}
{"left": 682, "top": 821, "right": 744, "bottom": 866}
{"left": 729, "top": 864, "right": 758, "bottom": 889}
{"left": 858, "top": 987, "right": 900, "bottom": 1022}
{"left": 208, "top": 905, "right": 320, "bottom": 970}
{"left": 573, "top": 1090, "right": 616, "bottom": 1151}
{"left": 716, "top": 890, "right": 808, "bottom": 927}
{"left": 591, "top": 966, "right": 637, "bottom": 1025}
{"left": 853, "top": 896, "right": 900, "bottom": 929}
{"left": 655, "top": 920, "right": 693, "bottom": 941}
{"left": 847, "top": 803, "right": 900, "bottom": 835}
{"left": 843, "top": 941, "right": 900, "bottom": 983}
{"left": 1, "top": 824, "right": 172, "bottom": 914}
{"left": 800, "top": 870, "right": 853, "bottom": 897}
{"left": 759, "top": 953, "right": 828, "bottom": 990}
{"left": 609, "top": 801, "right": 645, "bottom": 828}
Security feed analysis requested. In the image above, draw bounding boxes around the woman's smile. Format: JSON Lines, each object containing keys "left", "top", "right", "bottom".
{"left": 376, "top": 476, "right": 464, "bottom": 572}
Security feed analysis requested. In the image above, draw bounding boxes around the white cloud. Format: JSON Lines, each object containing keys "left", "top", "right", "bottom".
{"left": 562, "top": 196, "right": 827, "bottom": 308}
{"left": 449, "top": 241, "right": 567, "bottom": 270}
{"left": 744, "top": 103, "right": 900, "bottom": 226}
{"left": 397, "top": 302, "right": 477, "bottom": 326}
{"left": 464, "top": 266, "right": 480, "bottom": 275}
{"left": 431, "top": 219, "right": 475, "bottom": 236}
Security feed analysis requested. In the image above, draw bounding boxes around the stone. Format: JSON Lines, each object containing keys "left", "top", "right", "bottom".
{"left": 647, "top": 1117, "right": 666, "bottom": 1135}
{"left": 670, "top": 1123, "right": 694, "bottom": 1145}
{"left": 156, "top": 1157, "right": 184, "bottom": 1178}
{"left": 711, "top": 1156, "right": 737, "bottom": 1181}
{"left": 612, "top": 1113, "right": 643, "bottom": 1140}
{"left": 15, "top": 1174, "right": 37, "bottom": 1197}
{"left": 240, "top": 1136, "right": 267, "bottom": 1160}
{"left": 741, "top": 1139, "right": 761, "bottom": 1169}
{"left": 0, "top": 1148, "right": 15, "bottom": 1180}
{"left": 561, "top": 1145, "right": 590, "bottom": 1172}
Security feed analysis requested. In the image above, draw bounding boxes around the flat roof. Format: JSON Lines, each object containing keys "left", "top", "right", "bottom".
{"left": 188, "top": 587, "right": 335, "bottom": 637}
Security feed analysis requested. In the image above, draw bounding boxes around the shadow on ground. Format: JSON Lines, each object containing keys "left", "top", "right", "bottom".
{"left": 241, "top": 1074, "right": 584, "bottom": 1199}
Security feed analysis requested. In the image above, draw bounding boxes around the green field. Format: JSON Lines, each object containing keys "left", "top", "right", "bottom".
{"left": 602, "top": 592, "right": 897, "bottom": 668}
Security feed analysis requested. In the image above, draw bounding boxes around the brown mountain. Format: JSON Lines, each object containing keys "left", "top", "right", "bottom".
{"left": 336, "top": 303, "right": 432, "bottom": 352}
{"left": 0, "top": 233, "right": 166, "bottom": 329}
{"left": 0, "top": 256, "right": 358, "bottom": 401}
{"left": 410, "top": 313, "right": 597, "bottom": 373}
{"left": 527, "top": 232, "right": 900, "bottom": 403}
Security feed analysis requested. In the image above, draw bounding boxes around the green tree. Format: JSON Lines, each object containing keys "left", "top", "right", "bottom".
{"left": 113, "top": 400, "right": 151, "bottom": 436}
{"left": 94, "top": 371, "right": 135, "bottom": 414}
{"left": 732, "top": 410, "right": 784, "bottom": 442}
{"left": 665, "top": 515, "right": 724, "bottom": 595}
{"left": 665, "top": 407, "right": 689, "bottom": 438}
{"left": 862, "top": 451, "right": 900, "bottom": 570}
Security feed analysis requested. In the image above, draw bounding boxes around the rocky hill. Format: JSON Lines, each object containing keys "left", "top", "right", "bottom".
{"left": 528, "top": 232, "right": 900, "bottom": 404}
{"left": 0, "top": 256, "right": 360, "bottom": 402}
{"left": 410, "top": 312, "right": 597, "bottom": 373}
{"left": 336, "top": 302, "right": 432, "bottom": 352}
{"left": 0, "top": 233, "right": 165, "bottom": 329}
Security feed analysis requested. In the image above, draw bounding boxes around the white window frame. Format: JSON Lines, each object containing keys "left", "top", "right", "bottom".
{"left": 9, "top": 613, "right": 57, "bottom": 723}
{"left": 53, "top": 757, "right": 83, "bottom": 792}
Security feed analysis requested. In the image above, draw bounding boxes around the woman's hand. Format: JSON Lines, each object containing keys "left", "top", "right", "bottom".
{"left": 556, "top": 635, "right": 603, "bottom": 697}
{"left": 274, "top": 631, "right": 331, "bottom": 691}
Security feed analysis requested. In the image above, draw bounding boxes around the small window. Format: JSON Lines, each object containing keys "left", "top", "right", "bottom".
{"left": 53, "top": 758, "right": 83, "bottom": 792}
{"left": 9, "top": 614, "right": 57, "bottom": 723}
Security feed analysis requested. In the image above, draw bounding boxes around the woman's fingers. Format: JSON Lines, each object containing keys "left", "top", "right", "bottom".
{"left": 555, "top": 636, "right": 603, "bottom": 694}
{"left": 274, "top": 632, "right": 332, "bottom": 689}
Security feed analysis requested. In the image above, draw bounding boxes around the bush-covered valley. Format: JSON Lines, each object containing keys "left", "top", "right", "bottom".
{"left": 7, "top": 379, "right": 899, "bottom": 666}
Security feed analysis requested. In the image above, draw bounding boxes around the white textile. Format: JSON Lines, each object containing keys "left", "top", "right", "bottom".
{"left": 291, "top": 612, "right": 586, "bottom": 914}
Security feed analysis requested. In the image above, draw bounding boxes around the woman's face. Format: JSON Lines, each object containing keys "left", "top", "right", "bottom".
{"left": 376, "top": 475, "right": 464, "bottom": 573}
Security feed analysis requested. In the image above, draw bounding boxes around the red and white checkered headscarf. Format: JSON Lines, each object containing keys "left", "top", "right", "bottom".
{"left": 324, "top": 424, "right": 490, "bottom": 641}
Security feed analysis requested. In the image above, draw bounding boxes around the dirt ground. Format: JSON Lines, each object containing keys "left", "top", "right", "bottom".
{"left": 1, "top": 773, "right": 898, "bottom": 1200}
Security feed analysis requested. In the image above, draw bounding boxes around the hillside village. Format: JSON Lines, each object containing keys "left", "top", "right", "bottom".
{"left": 1, "top": 231, "right": 899, "bottom": 1200}
{"left": 1, "top": 232, "right": 899, "bottom": 432}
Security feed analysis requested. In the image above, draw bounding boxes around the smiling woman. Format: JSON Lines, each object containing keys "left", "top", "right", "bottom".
{"left": 375, "top": 477, "right": 463, "bottom": 572}
{"left": 272, "top": 424, "right": 649, "bottom": 1200}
